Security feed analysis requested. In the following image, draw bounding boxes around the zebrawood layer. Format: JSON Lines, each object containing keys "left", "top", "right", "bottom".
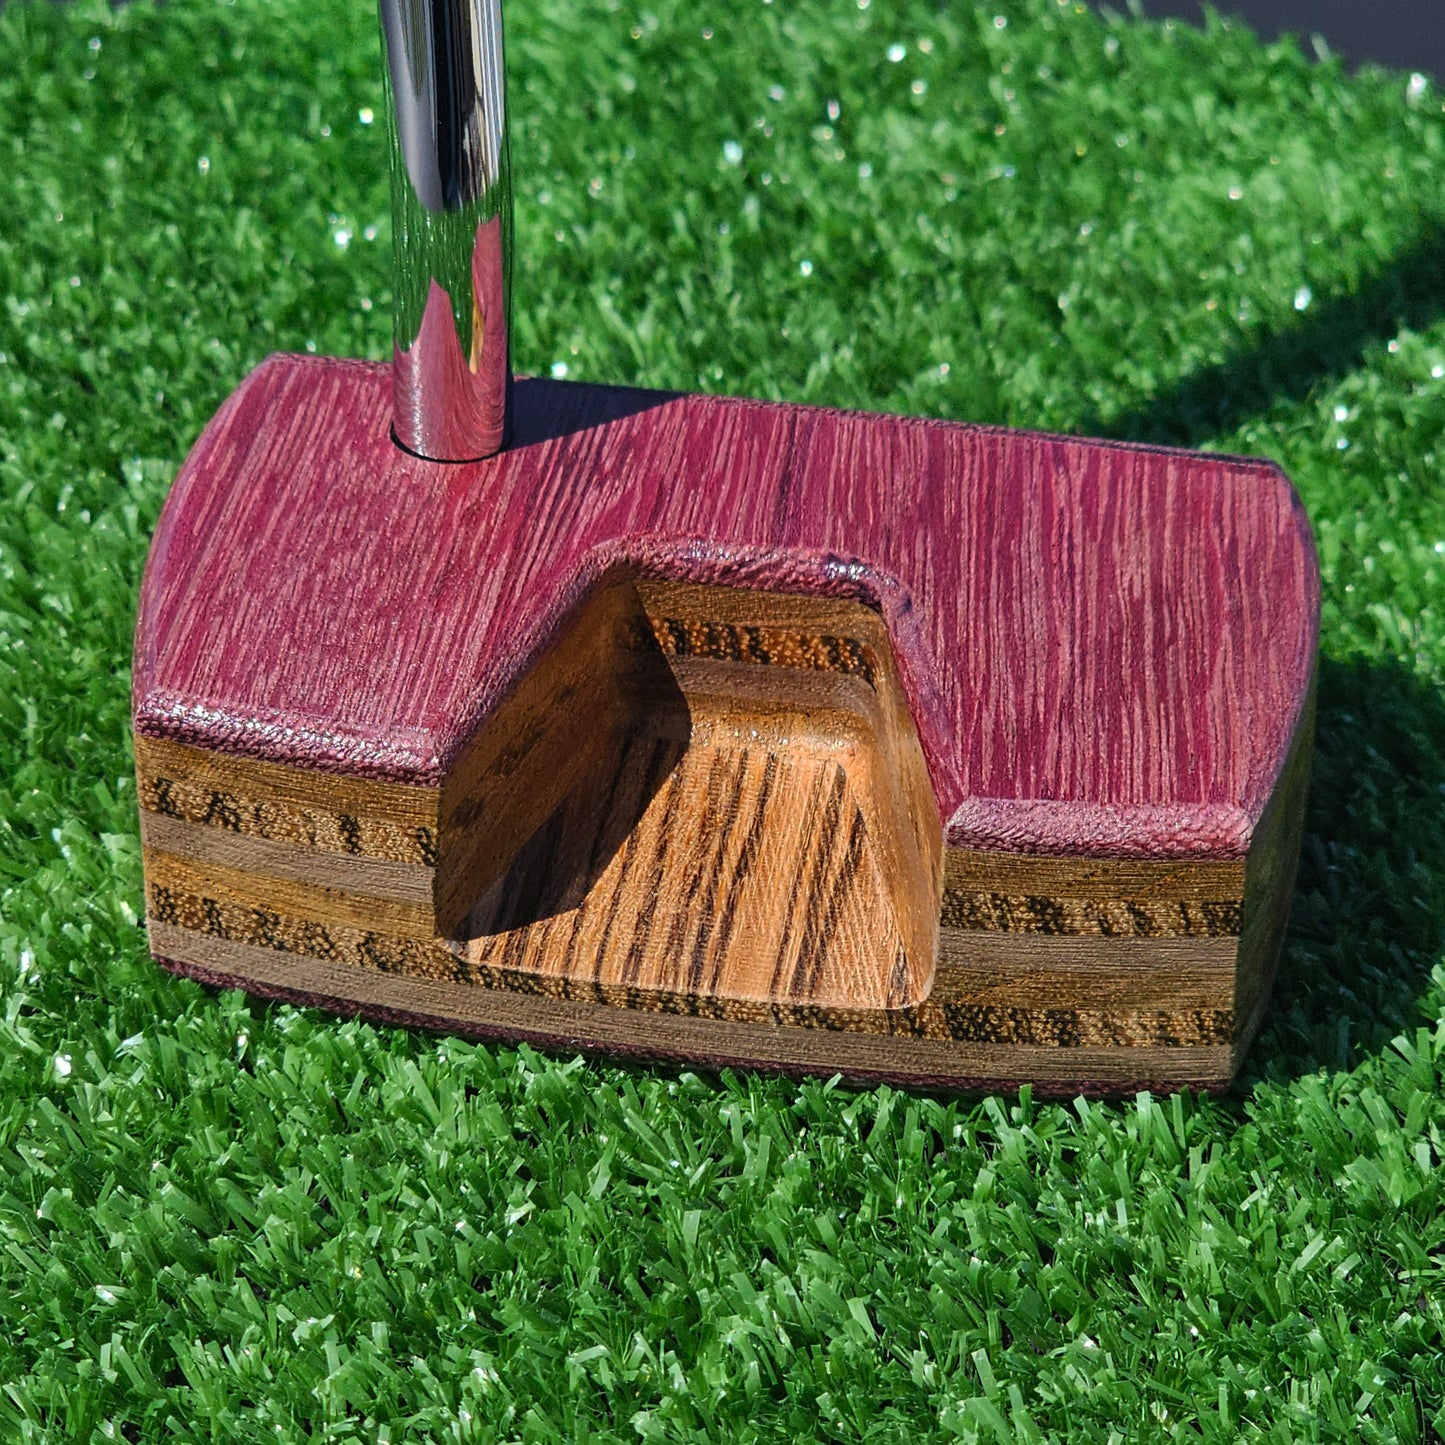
{"left": 141, "top": 580, "right": 945, "bottom": 1012}
{"left": 135, "top": 734, "right": 438, "bottom": 865}
{"left": 142, "top": 888, "right": 1234, "bottom": 1048}
{"left": 133, "top": 358, "right": 1318, "bottom": 1091}
{"left": 134, "top": 579, "right": 1274, "bottom": 1088}
{"left": 149, "top": 926, "right": 1236, "bottom": 1094}
{"left": 138, "top": 811, "right": 1241, "bottom": 981}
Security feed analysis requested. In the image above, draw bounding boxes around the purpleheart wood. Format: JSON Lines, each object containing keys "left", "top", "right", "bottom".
{"left": 133, "top": 354, "right": 1318, "bottom": 860}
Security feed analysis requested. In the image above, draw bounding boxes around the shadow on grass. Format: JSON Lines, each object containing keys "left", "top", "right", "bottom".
{"left": 1242, "top": 654, "right": 1445, "bottom": 1085}
{"left": 1078, "top": 218, "right": 1445, "bottom": 449}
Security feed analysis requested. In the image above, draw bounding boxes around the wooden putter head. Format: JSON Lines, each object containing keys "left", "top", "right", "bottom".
{"left": 131, "top": 0, "right": 1319, "bottom": 1095}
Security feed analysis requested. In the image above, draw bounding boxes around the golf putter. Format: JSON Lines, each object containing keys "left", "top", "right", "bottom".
{"left": 132, "top": 0, "right": 1319, "bottom": 1094}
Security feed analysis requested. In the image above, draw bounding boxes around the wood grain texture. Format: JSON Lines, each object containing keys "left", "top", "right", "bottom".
{"left": 144, "top": 580, "right": 944, "bottom": 1013}
{"left": 147, "top": 926, "right": 1236, "bottom": 1095}
{"left": 134, "top": 354, "right": 1319, "bottom": 859}
{"left": 453, "top": 595, "right": 940, "bottom": 1011}
{"left": 132, "top": 355, "right": 1320, "bottom": 1092}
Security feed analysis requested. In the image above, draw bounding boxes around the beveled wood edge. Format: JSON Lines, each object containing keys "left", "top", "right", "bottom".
{"left": 148, "top": 923, "right": 1236, "bottom": 1094}
{"left": 1230, "top": 675, "right": 1317, "bottom": 1069}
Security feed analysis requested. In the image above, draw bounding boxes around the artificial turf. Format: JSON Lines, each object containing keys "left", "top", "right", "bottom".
{"left": 2, "top": 0, "right": 1444, "bottom": 1437}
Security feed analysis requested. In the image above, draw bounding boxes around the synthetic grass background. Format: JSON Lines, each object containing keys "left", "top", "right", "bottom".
{"left": 2, "top": 0, "right": 1444, "bottom": 1438}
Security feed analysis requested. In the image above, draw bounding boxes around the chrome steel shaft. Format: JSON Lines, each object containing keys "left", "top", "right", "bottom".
{"left": 379, "top": 0, "right": 511, "bottom": 459}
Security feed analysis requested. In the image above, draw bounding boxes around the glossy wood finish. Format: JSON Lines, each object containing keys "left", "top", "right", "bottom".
{"left": 133, "top": 354, "right": 1319, "bottom": 1093}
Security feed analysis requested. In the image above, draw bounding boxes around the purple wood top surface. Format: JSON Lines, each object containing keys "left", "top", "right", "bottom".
{"left": 133, "top": 354, "right": 1319, "bottom": 859}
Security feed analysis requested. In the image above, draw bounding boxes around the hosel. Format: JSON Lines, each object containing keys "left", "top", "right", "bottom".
{"left": 378, "top": 0, "right": 512, "bottom": 460}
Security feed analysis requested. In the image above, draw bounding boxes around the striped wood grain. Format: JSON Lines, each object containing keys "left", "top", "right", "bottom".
{"left": 134, "top": 577, "right": 1292, "bottom": 1089}
{"left": 133, "top": 358, "right": 1319, "bottom": 1091}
